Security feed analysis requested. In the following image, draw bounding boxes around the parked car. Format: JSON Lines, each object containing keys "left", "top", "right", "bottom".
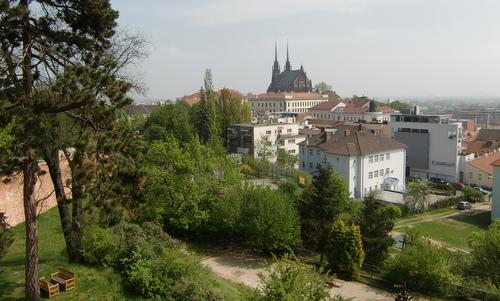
{"left": 474, "top": 186, "right": 490, "bottom": 195}
{"left": 457, "top": 201, "right": 472, "bottom": 210}
{"left": 450, "top": 182, "right": 465, "bottom": 190}
{"left": 429, "top": 177, "right": 448, "bottom": 185}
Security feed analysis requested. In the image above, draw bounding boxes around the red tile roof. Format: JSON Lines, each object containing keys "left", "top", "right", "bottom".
{"left": 181, "top": 89, "right": 243, "bottom": 107}
{"left": 469, "top": 152, "right": 500, "bottom": 175}
{"left": 492, "top": 158, "right": 500, "bottom": 167}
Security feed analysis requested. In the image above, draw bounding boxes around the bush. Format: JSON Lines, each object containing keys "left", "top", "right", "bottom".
{"left": 462, "top": 186, "right": 484, "bottom": 203}
{"left": 0, "top": 213, "right": 14, "bottom": 259}
{"left": 254, "top": 255, "right": 343, "bottom": 301}
{"left": 326, "top": 219, "right": 365, "bottom": 280}
{"left": 384, "top": 236, "right": 457, "bottom": 294}
{"left": 428, "top": 195, "right": 463, "bottom": 210}
{"left": 468, "top": 220, "right": 500, "bottom": 285}
{"left": 239, "top": 187, "right": 301, "bottom": 253}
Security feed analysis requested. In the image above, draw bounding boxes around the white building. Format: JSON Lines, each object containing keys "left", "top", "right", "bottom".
{"left": 299, "top": 130, "right": 407, "bottom": 198}
{"left": 227, "top": 123, "right": 305, "bottom": 162}
{"left": 492, "top": 159, "right": 500, "bottom": 221}
{"left": 389, "top": 113, "right": 463, "bottom": 183}
{"left": 465, "top": 152, "right": 500, "bottom": 189}
{"left": 248, "top": 92, "right": 329, "bottom": 115}
{"left": 309, "top": 98, "right": 394, "bottom": 123}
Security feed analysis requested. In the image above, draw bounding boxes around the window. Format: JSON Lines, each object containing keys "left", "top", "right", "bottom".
{"left": 301, "top": 148, "right": 305, "bottom": 154}
{"left": 368, "top": 172, "right": 373, "bottom": 179}
{"left": 374, "top": 170, "right": 379, "bottom": 177}
{"left": 288, "top": 139, "right": 295, "bottom": 144}
{"left": 369, "top": 156, "right": 373, "bottom": 163}
{"left": 374, "top": 155, "right": 379, "bottom": 162}
{"left": 287, "top": 129, "right": 292, "bottom": 133}
{"left": 385, "top": 168, "right": 390, "bottom": 175}
{"left": 469, "top": 172, "right": 473, "bottom": 179}
{"left": 380, "top": 155, "right": 384, "bottom": 162}
{"left": 309, "top": 149, "right": 313, "bottom": 156}
{"left": 302, "top": 162, "right": 305, "bottom": 168}
{"left": 380, "top": 169, "right": 384, "bottom": 176}
{"left": 278, "top": 129, "right": 282, "bottom": 134}
{"left": 309, "top": 162, "right": 313, "bottom": 169}
{"left": 478, "top": 174, "right": 482, "bottom": 180}
{"left": 266, "top": 130, "right": 271, "bottom": 135}
{"left": 386, "top": 153, "right": 390, "bottom": 160}
{"left": 316, "top": 150, "right": 320, "bottom": 156}
{"left": 288, "top": 150, "right": 295, "bottom": 154}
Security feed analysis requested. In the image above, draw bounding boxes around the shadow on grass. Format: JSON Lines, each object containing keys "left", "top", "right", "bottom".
{"left": 449, "top": 211, "right": 491, "bottom": 229}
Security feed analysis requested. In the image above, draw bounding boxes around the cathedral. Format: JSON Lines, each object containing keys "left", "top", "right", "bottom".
{"left": 267, "top": 43, "right": 313, "bottom": 93}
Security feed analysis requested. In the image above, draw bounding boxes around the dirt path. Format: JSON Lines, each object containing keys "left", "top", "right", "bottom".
{"left": 201, "top": 251, "right": 395, "bottom": 301}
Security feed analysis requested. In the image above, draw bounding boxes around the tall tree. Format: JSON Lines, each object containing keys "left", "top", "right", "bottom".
{"left": 0, "top": 1, "right": 121, "bottom": 298}
{"left": 404, "top": 179, "right": 429, "bottom": 214}
{"left": 299, "top": 159, "right": 351, "bottom": 264}
{"left": 359, "top": 192, "right": 400, "bottom": 265}
{"left": 217, "top": 88, "right": 251, "bottom": 144}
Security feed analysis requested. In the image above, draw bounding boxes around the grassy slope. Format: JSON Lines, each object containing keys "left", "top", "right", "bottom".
{"left": 399, "top": 211, "right": 491, "bottom": 251}
{"left": 0, "top": 208, "right": 249, "bottom": 300}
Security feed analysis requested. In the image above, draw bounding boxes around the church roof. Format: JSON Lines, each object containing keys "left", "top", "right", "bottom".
{"left": 277, "top": 70, "right": 301, "bottom": 86}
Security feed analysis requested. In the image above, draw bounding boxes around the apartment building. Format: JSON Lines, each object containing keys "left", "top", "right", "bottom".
{"left": 248, "top": 92, "right": 329, "bottom": 115}
{"left": 465, "top": 152, "right": 500, "bottom": 189}
{"left": 299, "top": 129, "right": 406, "bottom": 198}
{"left": 389, "top": 113, "right": 463, "bottom": 183}
{"left": 309, "top": 99, "right": 393, "bottom": 123}
{"left": 227, "top": 123, "right": 305, "bottom": 162}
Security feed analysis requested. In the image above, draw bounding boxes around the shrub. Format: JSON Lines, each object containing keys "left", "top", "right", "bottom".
{"left": 0, "top": 213, "right": 14, "bottom": 259}
{"left": 239, "top": 187, "right": 301, "bottom": 253}
{"left": 428, "top": 195, "right": 463, "bottom": 210}
{"left": 254, "top": 255, "right": 342, "bottom": 301}
{"left": 462, "top": 186, "right": 484, "bottom": 203}
{"left": 326, "top": 219, "right": 365, "bottom": 280}
{"left": 384, "top": 236, "right": 457, "bottom": 294}
{"left": 468, "top": 220, "right": 500, "bottom": 285}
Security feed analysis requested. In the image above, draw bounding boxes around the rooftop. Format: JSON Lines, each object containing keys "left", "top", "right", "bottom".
{"left": 470, "top": 152, "right": 500, "bottom": 175}
{"left": 317, "top": 131, "right": 406, "bottom": 156}
{"left": 309, "top": 101, "right": 342, "bottom": 111}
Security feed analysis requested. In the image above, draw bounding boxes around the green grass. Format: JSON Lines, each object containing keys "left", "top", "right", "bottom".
{"left": 399, "top": 211, "right": 491, "bottom": 251}
{"left": 0, "top": 208, "right": 250, "bottom": 300}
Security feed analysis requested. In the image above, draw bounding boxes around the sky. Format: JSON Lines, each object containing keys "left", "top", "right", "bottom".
{"left": 110, "top": 0, "right": 500, "bottom": 101}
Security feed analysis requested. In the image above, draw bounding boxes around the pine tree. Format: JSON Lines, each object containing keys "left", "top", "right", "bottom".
{"left": 198, "top": 88, "right": 213, "bottom": 144}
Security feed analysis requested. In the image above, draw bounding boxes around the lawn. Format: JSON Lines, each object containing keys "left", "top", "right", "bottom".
{"left": 399, "top": 211, "right": 491, "bottom": 251}
{"left": 0, "top": 208, "right": 250, "bottom": 300}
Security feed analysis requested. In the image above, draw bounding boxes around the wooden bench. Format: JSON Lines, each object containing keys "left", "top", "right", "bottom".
{"left": 39, "top": 277, "right": 60, "bottom": 298}
{"left": 51, "top": 267, "right": 76, "bottom": 292}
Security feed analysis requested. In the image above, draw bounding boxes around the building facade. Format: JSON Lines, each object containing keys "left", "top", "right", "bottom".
{"left": 492, "top": 159, "right": 500, "bottom": 221}
{"left": 299, "top": 130, "right": 406, "bottom": 198}
{"left": 309, "top": 99, "right": 393, "bottom": 123}
{"left": 227, "top": 123, "right": 305, "bottom": 162}
{"left": 389, "top": 113, "right": 463, "bottom": 183}
{"left": 248, "top": 92, "right": 329, "bottom": 115}
{"left": 464, "top": 152, "right": 500, "bottom": 189}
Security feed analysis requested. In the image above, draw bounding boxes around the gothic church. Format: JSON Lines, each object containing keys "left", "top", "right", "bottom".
{"left": 267, "top": 43, "right": 313, "bottom": 93}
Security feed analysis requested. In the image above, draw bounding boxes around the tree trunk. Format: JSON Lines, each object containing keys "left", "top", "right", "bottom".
{"left": 21, "top": 1, "right": 40, "bottom": 299}
{"left": 42, "top": 148, "right": 80, "bottom": 262}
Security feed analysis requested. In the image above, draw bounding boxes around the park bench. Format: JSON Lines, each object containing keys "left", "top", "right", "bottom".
{"left": 39, "top": 277, "right": 60, "bottom": 298}
{"left": 51, "top": 267, "right": 76, "bottom": 292}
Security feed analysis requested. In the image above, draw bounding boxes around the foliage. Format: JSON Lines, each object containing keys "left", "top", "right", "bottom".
{"left": 217, "top": 87, "right": 251, "bottom": 144}
{"left": 299, "top": 160, "right": 351, "bottom": 259}
{"left": 468, "top": 220, "right": 500, "bottom": 285}
{"left": 239, "top": 187, "right": 301, "bottom": 253}
{"left": 384, "top": 235, "right": 457, "bottom": 294}
{"left": 145, "top": 103, "right": 195, "bottom": 144}
{"left": 404, "top": 179, "right": 429, "bottom": 214}
{"left": 462, "top": 186, "right": 484, "bottom": 203}
{"left": 0, "top": 213, "right": 14, "bottom": 259}
{"left": 326, "top": 219, "right": 365, "bottom": 280}
{"left": 388, "top": 100, "right": 412, "bottom": 111}
{"left": 256, "top": 135, "right": 274, "bottom": 161}
{"left": 254, "top": 255, "right": 340, "bottom": 301}
{"left": 359, "top": 192, "right": 400, "bottom": 265}
{"left": 276, "top": 148, "right": 298, "bottom": 169}
{"left": 428, "top": 195, "right": 463, "bottom": 210}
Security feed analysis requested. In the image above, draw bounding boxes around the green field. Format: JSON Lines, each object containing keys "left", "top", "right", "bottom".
{"left": 399, "top": 211, "right": 491, "bottom": 251}
{"left": 0, "top": 208, "right": 249, "bottom": 300}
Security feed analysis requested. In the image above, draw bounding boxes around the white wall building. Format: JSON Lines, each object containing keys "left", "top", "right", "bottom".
{"left": 465, "top": 152, "right": 500, "bottom": 189}
{"left": 389, "top": 113, "right": 463, "bottom": 183}
{"left": 248, "top": 92, "right": 329, "bottom": 115}
{"left": 309, "top": 99, "right": 394, "bottom": 123}
{"left": 299, "top": 130, "right": 407, "bottom": 198}
{"left": 227, "top": 123, "right": 305, "bottom": 162}
{"left": 492, "top": 159, "right": 500, "bottom": 221}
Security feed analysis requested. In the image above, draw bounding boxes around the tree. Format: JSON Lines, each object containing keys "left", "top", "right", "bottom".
{"left": 217, "top": 88, "right": 251, "bottom": 144}
{"left": 256, "top": 135, "right": 274, "bottom": 161}
{"left": 359, "top": 192, "right": 400, "bottom": 265}
{"left": 254, "top": 255, "right": 342, "bottom": 301}
{"left": 462, "top": 186, "right": 484, "bottom": 203}
{"left": 276, "top": 148, "right": 298, "bottom": 169}
{"left": 388, "top": 100, "right": 412, "bottom": 111}
{"left": 314, "top": 82, "right": 332, "bottom": 93}
{"left": 468, "top": 220, "right": 500, "bottom": 284}
{"left": 0, "top": 213, "right": 14, "bottom": 259}
{"left": 299, "top": 160, "right": 351, "bottom": 264}
{"left": 326, "top": 219, "right": 365, "bottom": 280}
{"left": 0, "top": 1, "right": 121, "bottom": 298}
{"left": 404, "top": 179, "right": 429, "bottom": 214}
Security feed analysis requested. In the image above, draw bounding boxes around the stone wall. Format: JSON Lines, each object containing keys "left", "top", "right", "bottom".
{"left": 0, "top": 158, "right": 71, "bottom": 226}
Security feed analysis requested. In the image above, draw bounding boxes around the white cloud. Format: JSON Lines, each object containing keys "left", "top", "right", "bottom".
{"left": 168, "top": 0, "right": 375, "bottom": 26}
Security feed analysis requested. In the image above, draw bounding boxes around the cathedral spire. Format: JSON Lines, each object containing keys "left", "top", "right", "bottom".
{"left": 285, "top": 42, "right": 291, "bottom": 71}
{"left": 274, "top": 40, "right": 278, "bottom": 61}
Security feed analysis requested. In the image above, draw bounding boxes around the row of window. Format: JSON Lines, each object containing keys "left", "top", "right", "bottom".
{"left": 368, "top": 168, "right": 390, "bottom": 179}
{"left": 251, "top": 101, "right": 322, "bottom": 109}
{"left": 265, "top": 129, "right": 294, "bottom": 135}
{"left": 469, "top": 172, "right": 484, "bottom": 181}
{"left": 368, "top": 153, "right": 390, "bottom": 163}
